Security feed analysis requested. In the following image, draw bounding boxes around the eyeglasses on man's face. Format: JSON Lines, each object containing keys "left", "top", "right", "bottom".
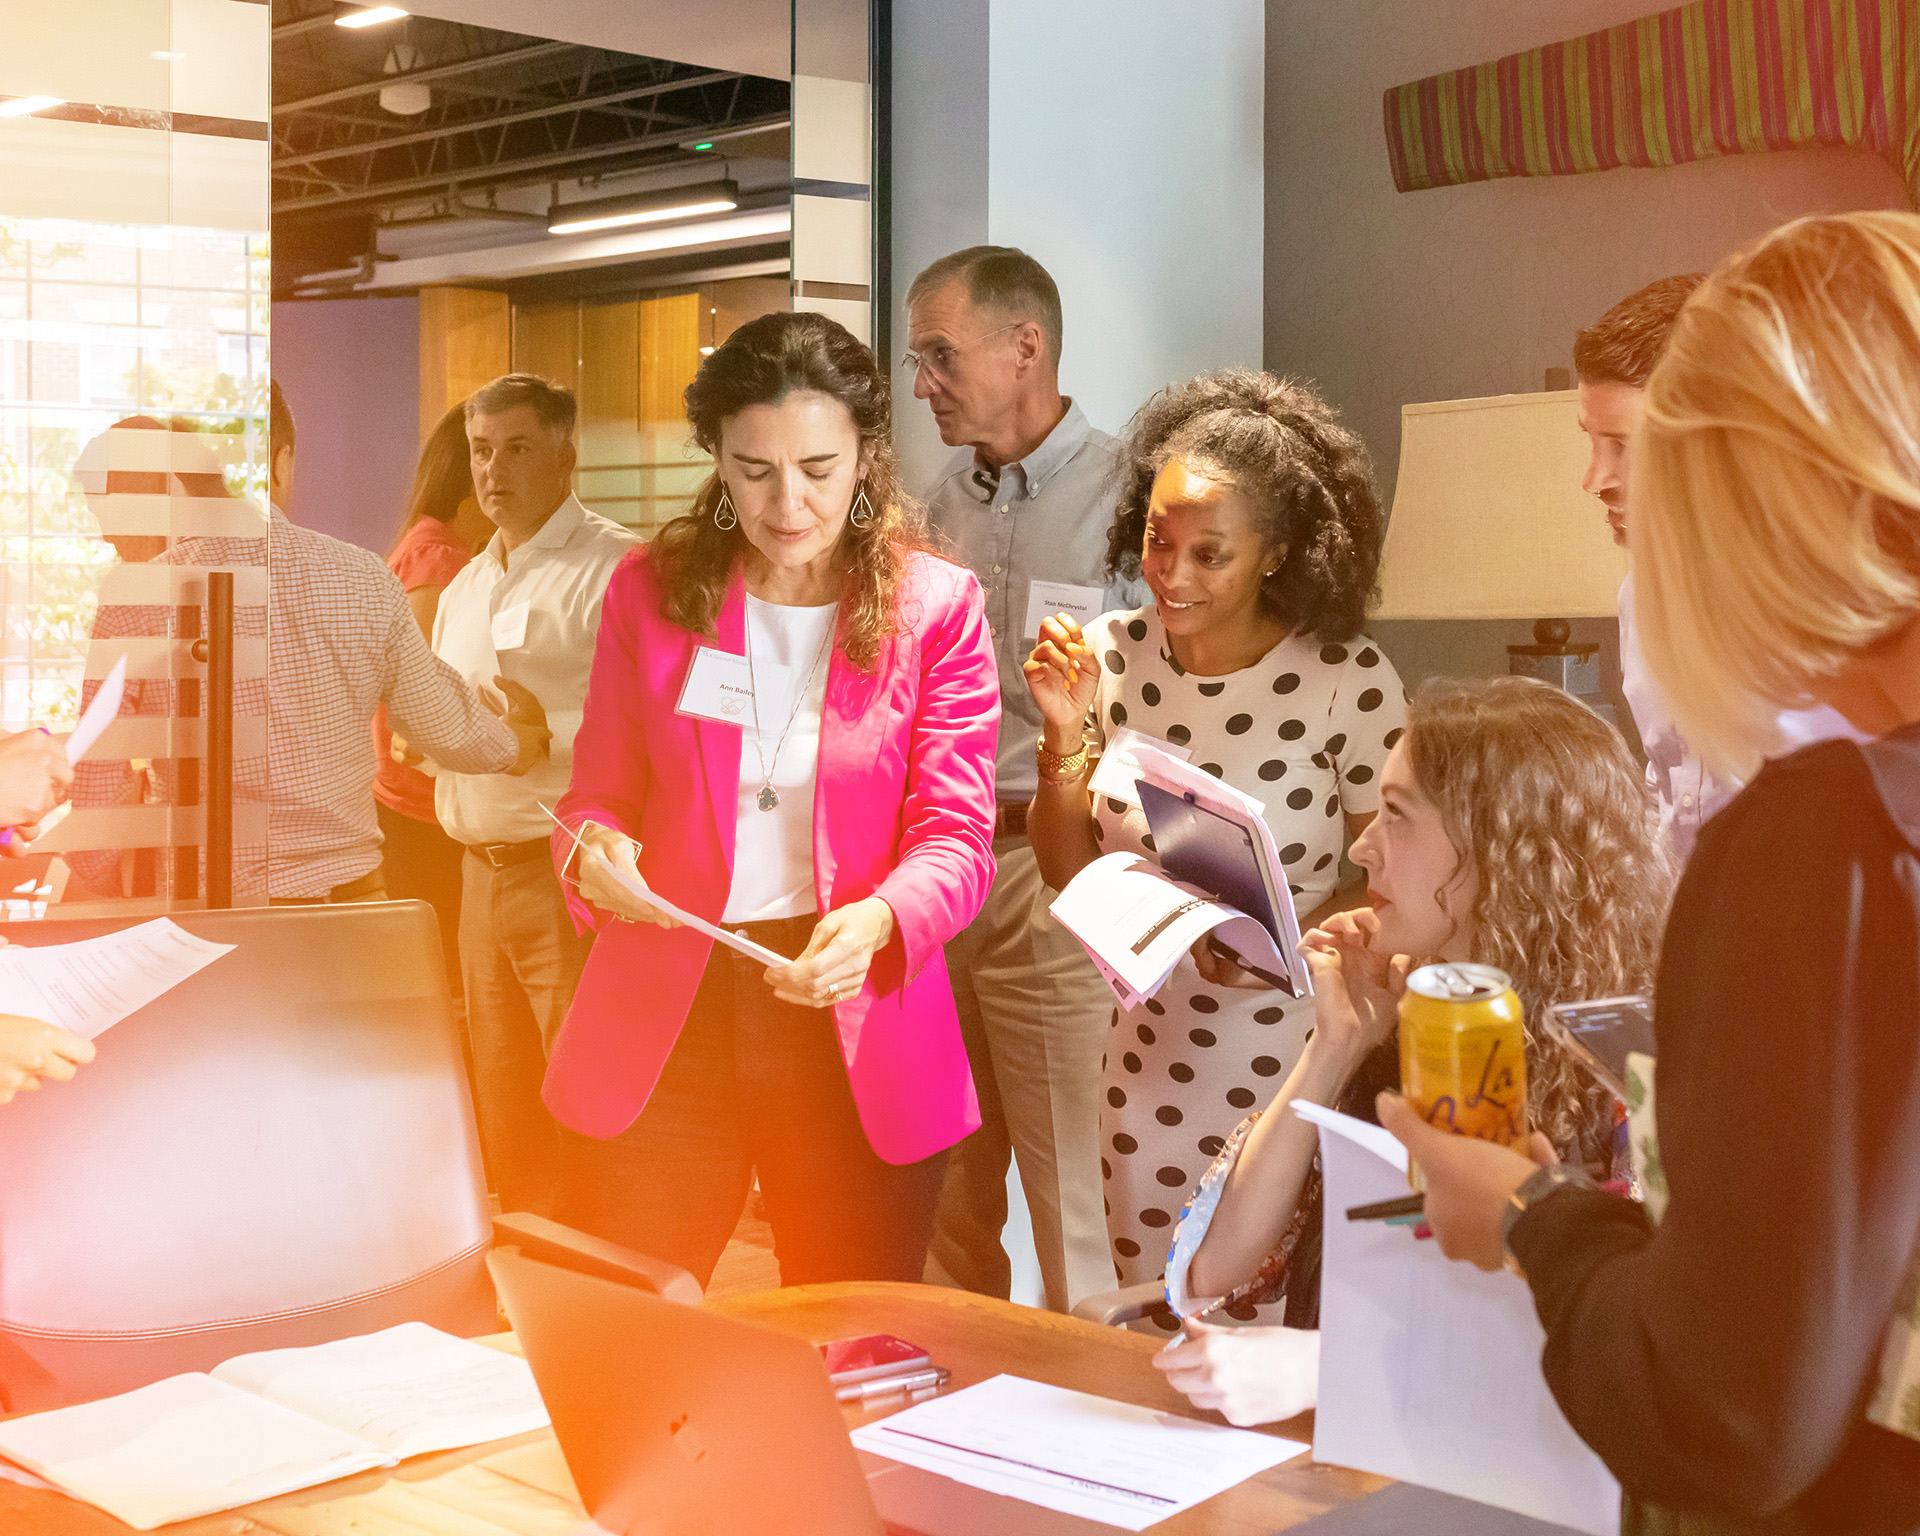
{"left": 900, "top": 322, "right": 1022, "bottom": 384}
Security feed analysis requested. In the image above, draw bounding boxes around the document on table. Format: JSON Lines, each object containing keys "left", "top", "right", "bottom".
{"left": 209, "top": 1321, "right": 550, "bottom": 1460}
{"left": 851, "top": 1373, "right": 1306, "bottom": 1531}
{"left": 0, "top": 1324, "right": 549, "bottom": 1531}
{"left": 541, "top": 803, "right": 793, "bottom": 967}
{"left": 0, "top": 917, "right": 233, "bottom": 1040}
{"left": 1306, "top": 1103, "right": 1622, "bottom": 1536}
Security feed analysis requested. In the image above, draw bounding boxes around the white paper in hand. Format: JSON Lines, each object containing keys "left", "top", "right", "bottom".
{"left": 541, "top": 805, "right": 793, "bottom": 968}
{"left": 1050, "top": 851, "right": 1295, "bottom": 1005}
{"left": 1309, "top": 1107, "right": 1621, "bottom": 1536}
{"left": 0, "top": 918, "right": 233, "bottom": 1040}
{"left": 64, "top": 655, "right": 127, "bottom": 765}
{"left": 1088, "top": 726, "right": 1193, "bottom": 808}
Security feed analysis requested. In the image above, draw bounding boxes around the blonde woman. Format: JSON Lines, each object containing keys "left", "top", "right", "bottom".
{"left": 1151, "top": 676, "right": 1669, "bottom": 1423}
{"left": 1395, "top": 213, "right": 1920, "bottom": 1534}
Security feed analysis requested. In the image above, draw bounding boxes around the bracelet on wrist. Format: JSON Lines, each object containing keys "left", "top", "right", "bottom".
{"left": 1035, "top": 735, "right": 1090, "bottom": 783}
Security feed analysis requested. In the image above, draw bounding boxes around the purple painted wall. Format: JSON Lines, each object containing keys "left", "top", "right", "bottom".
{"left": 269, "top": 296, "right": 421, "bottom": 555}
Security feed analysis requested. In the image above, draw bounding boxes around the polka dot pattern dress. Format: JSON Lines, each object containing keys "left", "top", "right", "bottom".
{"left": 1081, "top": 606, "right": 1408, "bottom": 1312}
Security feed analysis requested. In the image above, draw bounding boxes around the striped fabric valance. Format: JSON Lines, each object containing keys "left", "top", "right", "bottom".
{"left": 1383, "top": 0, "right": 1920, "bottom": 204}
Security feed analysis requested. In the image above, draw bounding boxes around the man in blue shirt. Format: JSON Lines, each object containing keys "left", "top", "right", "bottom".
{"left": 908, "top": 246, "right": 1145, "bottom": 1311}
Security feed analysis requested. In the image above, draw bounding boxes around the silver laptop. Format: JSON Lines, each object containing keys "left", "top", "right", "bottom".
{"left": 489, "top": 1247, "right": 1107, "bottom": 1535}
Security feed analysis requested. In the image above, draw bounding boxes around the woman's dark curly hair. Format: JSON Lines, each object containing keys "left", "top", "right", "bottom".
{"left": 1104, "top": 368, "right": 1384, "bottom": 643}
{"left": 652, "top": 310, "right": 929, "bottom": 670}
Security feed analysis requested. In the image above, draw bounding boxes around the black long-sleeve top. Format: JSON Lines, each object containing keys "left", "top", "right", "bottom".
{"left": 1508, "top": 728, "right": 1920, "bottom": 1533}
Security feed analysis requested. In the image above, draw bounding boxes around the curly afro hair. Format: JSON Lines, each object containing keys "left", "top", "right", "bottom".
{"left": 1104, "top": 368, "right": 1384, "bottom": 643}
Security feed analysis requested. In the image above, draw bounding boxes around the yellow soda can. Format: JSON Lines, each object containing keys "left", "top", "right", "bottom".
{"left": 1398, "top": 962, "right": 1528, "bottom": 1189}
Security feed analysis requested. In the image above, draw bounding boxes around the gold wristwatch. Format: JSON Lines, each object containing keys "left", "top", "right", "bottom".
{"left": 1035, "top": 735, "right": 1090, "bottom": 783}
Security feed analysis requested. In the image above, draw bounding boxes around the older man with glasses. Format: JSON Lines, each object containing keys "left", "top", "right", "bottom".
{"left": 905, "top": 245, "right": 1145, "bottom": 1313}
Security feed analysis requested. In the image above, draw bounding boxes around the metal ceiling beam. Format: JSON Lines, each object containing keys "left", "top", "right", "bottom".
{"left": 274, "top": 70, "right": 737, "bottom": 170}
{"left": 274, "top": 40, "right": 575, "bottom": 117}
{"left": 274, "top": 110, "right": 789, "bottom": 215}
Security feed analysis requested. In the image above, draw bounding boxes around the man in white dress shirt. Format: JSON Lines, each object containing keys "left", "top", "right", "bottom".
{"left": 430, "top": 374, "right": 640, "bottom": 1214}
{"left": 1576, "top": 277, "right": 1861, "bottom": 865}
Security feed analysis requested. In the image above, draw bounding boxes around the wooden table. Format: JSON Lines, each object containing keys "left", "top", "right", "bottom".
{"left": 0, "top": 1283, "right": 1387, "bottom": 1535}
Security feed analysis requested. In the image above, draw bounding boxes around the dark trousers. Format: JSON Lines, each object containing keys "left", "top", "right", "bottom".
{"left": 376, "top": 801, "right": 465, "bottom": 1017}
{"left": 556, "top": 913, "right": 947, "bottom": 1289}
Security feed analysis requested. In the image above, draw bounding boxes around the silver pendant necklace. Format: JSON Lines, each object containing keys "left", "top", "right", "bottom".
{"left": 743, "top": 605, "right": 836, "bottom": 812}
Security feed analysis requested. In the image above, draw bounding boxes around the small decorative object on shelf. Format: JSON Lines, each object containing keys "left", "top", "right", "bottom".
{"left": 1506, "top": 618, "right": 1603, "bottom": 707}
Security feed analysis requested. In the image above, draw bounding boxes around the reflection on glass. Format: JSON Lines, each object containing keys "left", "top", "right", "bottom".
{"left": 0, "top": 219, "right": 269, "bottom": 915}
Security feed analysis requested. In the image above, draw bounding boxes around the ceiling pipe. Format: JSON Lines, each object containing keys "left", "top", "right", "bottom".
{"left": 274, "top": 111, "right": 788, "bottom": 216}
{"left": 274, "top": 69, "right": 738, "bottom": 170}
{"left": 274, "top": 40, "right": 573, "bottom": 117}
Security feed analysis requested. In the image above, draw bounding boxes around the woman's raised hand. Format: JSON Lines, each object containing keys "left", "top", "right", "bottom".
{"left": 572, "top": 822, "right": 678, "bottom": 929}
{"left": 1021, "top": 614, "right": 1101, "bottom": 741}
{"left": 1299, "top": 910, "right": 1411, "bottom": 1066}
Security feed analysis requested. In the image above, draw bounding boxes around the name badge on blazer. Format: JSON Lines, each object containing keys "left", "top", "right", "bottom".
{"left": 676, "top": 645, "right": 756, "bottom": 724}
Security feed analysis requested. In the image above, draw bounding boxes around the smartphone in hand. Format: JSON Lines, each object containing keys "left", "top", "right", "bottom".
{"left": 1542, "top": 994, "right": 1656, "bottom": 1102}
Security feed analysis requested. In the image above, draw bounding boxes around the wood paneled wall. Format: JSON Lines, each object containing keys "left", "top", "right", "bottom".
{"left": 417, "top": 287, "right": 509, "bottom": 443}
{"left": 501, "top": 282, "right": 787, "bottom": 535}
{"left": 638, "top": 293, "right": 701, "bottom": 422}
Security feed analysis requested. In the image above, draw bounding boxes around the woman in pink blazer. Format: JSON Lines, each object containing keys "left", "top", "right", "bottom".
{"left": 546, "top": 311, "right": 1000, "bottom": 1286}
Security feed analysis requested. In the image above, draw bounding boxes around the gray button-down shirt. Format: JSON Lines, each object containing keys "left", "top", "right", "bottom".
{"left": 924, "top": 399, "right": 1148, "bottom": 800}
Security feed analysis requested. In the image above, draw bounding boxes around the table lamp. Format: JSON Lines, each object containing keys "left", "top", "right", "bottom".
{"left": 1374, "top": 390, "right": 1628, "bottom": 705}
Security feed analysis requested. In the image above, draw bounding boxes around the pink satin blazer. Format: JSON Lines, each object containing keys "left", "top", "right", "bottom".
{"left": 545, "top": 545, "right": 1000, "bottom": 1165}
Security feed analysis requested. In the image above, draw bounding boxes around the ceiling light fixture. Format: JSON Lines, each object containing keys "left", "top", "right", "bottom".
{"left": 0, "top": 96, "right": 67, "bottom": 117}
{"left": 336, "top": 5, "right": 408, "bottom": 28}
{"left": 547, "top": 179, "right": 739, "bottom": 237}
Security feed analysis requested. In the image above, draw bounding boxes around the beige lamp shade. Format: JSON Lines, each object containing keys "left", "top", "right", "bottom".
{"left": 1375, "top": 391, "right": 1628, "bottom": 621}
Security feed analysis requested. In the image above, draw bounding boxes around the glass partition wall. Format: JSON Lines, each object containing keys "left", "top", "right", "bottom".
{"left": 0, "top": 0, "right": 271, "bottom": 916}
{"left": 0, "top": 0, "right": 886, "bottom": 916}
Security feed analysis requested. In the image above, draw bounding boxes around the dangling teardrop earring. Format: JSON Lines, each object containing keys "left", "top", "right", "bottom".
{"left": 713, "top": 485, "right": 739, "bottom": 530}
{"left": 850, "top": 483, "right": 876, "bottom": 530}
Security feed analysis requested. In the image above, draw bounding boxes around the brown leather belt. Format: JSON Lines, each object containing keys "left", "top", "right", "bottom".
{"left": 994, "top": 801, "right": 1028, "bottom": 840}
{"left": 466, "top": 838, "right": 552, "bottom": 870}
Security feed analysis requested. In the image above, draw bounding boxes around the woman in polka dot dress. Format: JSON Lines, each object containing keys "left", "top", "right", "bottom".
{"left": 1024, "top": 368, "right": 1406, "bottom": 1308}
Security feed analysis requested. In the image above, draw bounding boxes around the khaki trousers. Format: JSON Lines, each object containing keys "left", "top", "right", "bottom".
{"left": 925, "top": 837, "right": 1116, "bottom": 1312}
{"left": 459, "top": 851, "right": 591, "bottom": 1218}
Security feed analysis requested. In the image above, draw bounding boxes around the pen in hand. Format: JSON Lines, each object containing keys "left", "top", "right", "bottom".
{"left": 1345, "top": 1193, "right": 1425, "bottom": 1222}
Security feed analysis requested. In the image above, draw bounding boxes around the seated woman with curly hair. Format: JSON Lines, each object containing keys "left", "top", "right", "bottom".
{"left": 1150, "top": 676, "right": 1672, "bottom": 1424}
{"left": 1023, "top": 368, "right": 1408, "bottom": 1300}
